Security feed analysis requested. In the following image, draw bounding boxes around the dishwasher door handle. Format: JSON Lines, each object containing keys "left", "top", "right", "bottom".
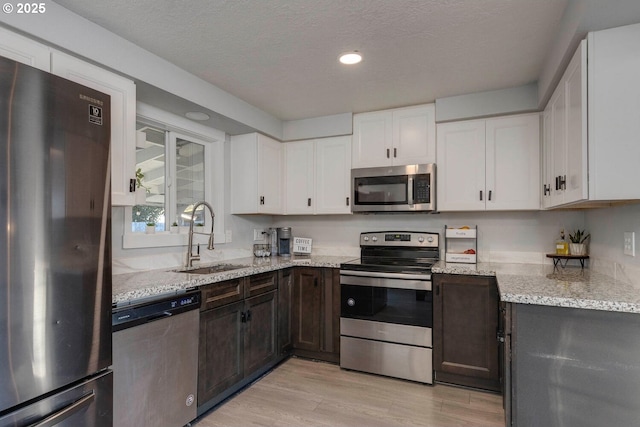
{"left": 147, "top": 311, "right": 173, "bottom": 322}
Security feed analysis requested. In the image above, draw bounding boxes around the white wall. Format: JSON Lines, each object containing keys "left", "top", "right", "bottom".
{"left": 585, "top": 203, "right": 640, "bottom": 284}
{"left": 271, "top": 210, "right": 584, "bottom": 264}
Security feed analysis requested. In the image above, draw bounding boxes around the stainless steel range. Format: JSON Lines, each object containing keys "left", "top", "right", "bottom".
{"left": 339, "top": 231, "right": 439, "bottom": 384}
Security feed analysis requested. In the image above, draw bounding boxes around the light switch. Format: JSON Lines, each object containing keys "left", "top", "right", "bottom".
{"left": 624, "top": 232, "right": 635, "bottom": 256}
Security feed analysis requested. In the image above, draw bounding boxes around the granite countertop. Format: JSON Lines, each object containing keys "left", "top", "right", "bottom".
{"left": 432, "top": 261, "right": 640, "bottom": 314}
{"left": 112, "top": 255, "right": 356, "bottom": 306}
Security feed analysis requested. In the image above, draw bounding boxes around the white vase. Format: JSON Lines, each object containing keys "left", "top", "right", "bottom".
{"left": 135, "top": 188, "right": 147, "bottom": 205}
{"left": 170, "top": 226, "right": 179, "bottom": 234}
{"left": 569, "top": 243, "right": 586, "bottom": 255}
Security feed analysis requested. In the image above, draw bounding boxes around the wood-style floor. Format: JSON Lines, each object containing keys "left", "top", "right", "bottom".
{"left": 194, "top": 358, "right": 505, "bottom": 427}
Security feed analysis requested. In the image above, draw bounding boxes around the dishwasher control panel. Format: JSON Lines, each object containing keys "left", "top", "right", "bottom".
{"left": 112, "top": 291, "right": 201, "bottom": 331}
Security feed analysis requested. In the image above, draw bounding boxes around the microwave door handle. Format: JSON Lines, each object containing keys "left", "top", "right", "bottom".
{"left": 407, "top": 176, "right": 414, "bottom": 205}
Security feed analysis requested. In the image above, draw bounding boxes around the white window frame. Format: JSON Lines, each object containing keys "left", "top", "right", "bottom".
{"left": 123, "top": 103, "right": 225, "bottom": 249}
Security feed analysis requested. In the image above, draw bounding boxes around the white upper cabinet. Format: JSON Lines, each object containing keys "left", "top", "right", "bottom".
{"left": 314, "top": 136, "right": 351, "bottom": 214}
{"left": 437, "top": 113, "right": 540, "bottom": 211}
{"left": 51, "top": 50, "right": 137, "bottom": 206}
{"left": 352, "top": 104, "right": 435, "bottom": 168}
{"left": 284, "top": 140, "right": 315, "bottom": 214}
{"left": 284, "top": 136, "right": 351, "bottom": 215}
{"left": 230, "top": 133, "right": 283, "bottom": 214}
{"left": 542, "top": 23, "right": 640, "bottom": 208}
{"left": 436, "top": 120, "right": 486, "bottom": 211}
{"left": 0, "top": 26, "right": 50, "bottom": 71}
{"left": 541, "top": 41, "right": 587, "bottom": 208}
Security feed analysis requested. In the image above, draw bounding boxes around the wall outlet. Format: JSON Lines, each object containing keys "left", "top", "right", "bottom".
{"left": 624, "top": 231, "right": 635, "bottom": 256}
{"left": 225, "top": 229, "right": 232, "bottom": 243}
{"left": 253, "top": 229, "right": 265, "bottom": 242}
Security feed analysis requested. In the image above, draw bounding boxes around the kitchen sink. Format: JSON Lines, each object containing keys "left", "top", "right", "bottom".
{"left": 177, "top": 264, "right": 247, "bottom": 275}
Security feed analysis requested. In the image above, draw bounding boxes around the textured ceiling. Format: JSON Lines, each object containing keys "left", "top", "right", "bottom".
{"left": 53, "top": 0, "right": 568, "bottom": 121}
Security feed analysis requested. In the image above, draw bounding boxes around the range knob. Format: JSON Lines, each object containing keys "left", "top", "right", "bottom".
{"left": 372, "top": 236, "right": 378, "bottom": 242}
{"left": 347, "top": 298, "right": 356, "bottom": 307}
{"left": 363, "top": 236, "right": 369, "bottom": 242}
{"left": 418, "top": 236, "right": 425, "bottom": 243}
{"left": 427, "top": 236, "right": 434, "bottom": 243}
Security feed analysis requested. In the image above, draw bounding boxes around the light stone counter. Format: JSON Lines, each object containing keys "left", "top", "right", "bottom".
{"left": 432, "top": 261, "right": 640, "bottom": 314}
{"left": 112, "top": 255, "right": 356, "bottom": 306}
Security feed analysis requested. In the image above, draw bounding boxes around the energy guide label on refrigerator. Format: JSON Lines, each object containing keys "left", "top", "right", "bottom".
{"left": 89, "top": 105, "right": 103, "bottom": 125}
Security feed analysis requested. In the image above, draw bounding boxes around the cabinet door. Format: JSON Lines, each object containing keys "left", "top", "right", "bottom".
{"left": 541, "top": 107, "right": 554, "bottom": 209}
{"left": 198, "top": 300, "right": 244, "bottom": 405}
{"left": 284, "top": 140, "right": 314, "bottom": 214}
{"left": 51, "top": 50, "right": 136, "bottom": 206}
{"left": 549, "top": 83, "right": 567, "bottom": 206}
{"left": 0, "top": 27, "right": 50, "bottom": 71}
{"left": 433, "top": 274, "right": 500, "bottom": 391}
{"left": 392, "top": 104, "right": 436, "bottom": 165}
{"left": 485, "top": 114, "right": 540, "bottom": 210}
{"left": 257, "top": 134, "right": 283, "bottom": 213}
{"left": 436, "top": 120, "right": 486, "bottom": 211}
{"left": 352, "top": 111, "right": 392, "bottom": 168}
{"left": 563, "top": 41, "right": 588, "bottom": 205}
{"left": 292, "top": 267, "right": 323, "bottom": 352}
{"left": 278, "top": 269, "right": 293, "bottom": 356}
{"left": 244, "top": 291, "right": 277, "bottom": 377}
{"left": 315, "top": 136, "right": 352, "bottom": 214}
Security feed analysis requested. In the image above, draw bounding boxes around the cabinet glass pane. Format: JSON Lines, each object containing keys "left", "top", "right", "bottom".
{"left": 176, "top": 138, "right": 206, "bottom": 226}
{"left": 132, "top": 125, "right": 166, "bottom": 232}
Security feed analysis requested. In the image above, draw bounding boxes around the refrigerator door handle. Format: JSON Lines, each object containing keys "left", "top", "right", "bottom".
{"left": 29, "top": 391, "right": 95, "bottom": 427}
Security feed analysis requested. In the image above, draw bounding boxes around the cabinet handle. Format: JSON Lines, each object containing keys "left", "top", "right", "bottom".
{"left": 555, "top": 176, "right": 559, "bottom": 191}
{"left": 488, "top": 190, "right": 492, "bottom": 201}
{"left": 241, "top": 312, "right": 247, "bottom": 323}
{"left": 543, "top": 184, "right": 550, "bottom": 196}
{"left": 394, "top": 147, "right": 397, "bottom": 158}
{"left": 346, "top": 197, "right": 350, "bottom": 206}
{"left": 479, "top": 190, "right": 483, "bottom": 201}
{"left": 386, "top": 148, "right": 390, "bottom": 158}
{"left": 559, "top": 175, "right": 567, "bottom": 190}
{"left": 129, "top": 178, "right": 136, "bottom": 193}
{"left": 260, "top": 196, "right": 265, "bottom": 205}
{"left": 246, "top": 309, "right": 252, "bottom": 321}
{"left": 497, "top": 330, "right": 505, "bottom": 343}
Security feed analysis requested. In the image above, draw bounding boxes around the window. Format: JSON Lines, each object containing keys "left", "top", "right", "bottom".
{"left": 123, "top": 103, "right": 225, "bottom": 248}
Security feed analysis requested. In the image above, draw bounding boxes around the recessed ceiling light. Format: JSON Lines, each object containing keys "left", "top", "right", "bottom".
{"left": 185, "top": 111, "right": 210, "bottom": 121}
{"left": 339, "top": 51, "right": 362, "bottom": 65}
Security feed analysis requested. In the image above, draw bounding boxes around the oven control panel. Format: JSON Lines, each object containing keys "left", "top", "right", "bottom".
{"left": 360, "top": 231, "right": 439, "bottom": 247}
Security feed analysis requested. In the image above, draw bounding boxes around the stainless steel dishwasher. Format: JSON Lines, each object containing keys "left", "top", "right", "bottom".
{"left": 112, "top": 291, "right": 200, "bottom": 427}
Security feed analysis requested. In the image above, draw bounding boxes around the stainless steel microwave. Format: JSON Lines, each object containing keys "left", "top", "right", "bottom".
{"left": 351, "top": 164, "right": 436, "bottom": 213}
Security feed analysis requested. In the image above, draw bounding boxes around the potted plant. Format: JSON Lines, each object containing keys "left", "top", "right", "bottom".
{"left": 569, "top": 229, "right": 590, "bottom": 255}
{"left": 145, "top": 221, "right": 156, "bottom": 234}
{"left": 171, "top": 221, "right": 179, "bottom": 234}
{"left": 135, "top": 168, "right": 149, "bottom": 204}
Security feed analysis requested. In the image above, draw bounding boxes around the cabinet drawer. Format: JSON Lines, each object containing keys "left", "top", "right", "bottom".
{"left": 200, "top": 278, "right": 244, "bottom": 311}
{"left": 246, "top": 272, "right": 277, "bottom": 298}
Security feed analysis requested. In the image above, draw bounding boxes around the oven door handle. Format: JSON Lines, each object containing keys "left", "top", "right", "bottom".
{"left": 340, "top": 269, "right": 431, "bottom": 281}
{"left": 340, "top": 272, "right": 431, "bottom": 291}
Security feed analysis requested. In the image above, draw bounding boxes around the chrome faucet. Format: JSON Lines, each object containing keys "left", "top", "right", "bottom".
{"left": 185, "top": 201, "right": 215, "bottom": 268}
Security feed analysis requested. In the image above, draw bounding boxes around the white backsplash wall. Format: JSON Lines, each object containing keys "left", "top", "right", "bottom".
{"left": 272, "top": 210, "right": 585, "bottom": 264}
{"left": 585, "top": 203, "right": 640, "bottom": 285}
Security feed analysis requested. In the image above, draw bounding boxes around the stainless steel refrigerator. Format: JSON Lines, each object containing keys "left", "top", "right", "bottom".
{"left": 0, "top": 56, "right": 112, "bottom": 426}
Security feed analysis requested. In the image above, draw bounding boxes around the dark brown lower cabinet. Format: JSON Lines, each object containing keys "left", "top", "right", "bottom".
{"left": 433, "top": 273, "right": 500, "bottom": 392}
{"left": 291, "top": 267, "right": 340, "bottom": 363}
{"left": 198, "top": 300, "right": 244, "bottom": 404}
{"left": 278, "top": 269, "right": 293, "bottom": 356}
{"left": 198, "top": 275, "right": 278, "bottom": 408}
